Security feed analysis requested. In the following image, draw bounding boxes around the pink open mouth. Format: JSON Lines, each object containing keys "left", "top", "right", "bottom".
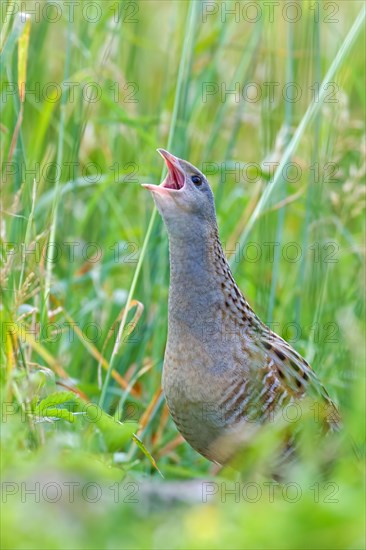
{"left": 141, "top": 149, "right": 185, "bottom": 195}
{"left": 158, "top": 149, "right": 185, "bottom": 190}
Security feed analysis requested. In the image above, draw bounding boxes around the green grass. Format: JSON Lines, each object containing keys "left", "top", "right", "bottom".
{"left": 1, "top": 1, "right": 365, "bottom": 549}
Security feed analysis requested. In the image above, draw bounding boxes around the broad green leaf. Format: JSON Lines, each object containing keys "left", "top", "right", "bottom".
{"left": 36, "top": 391, "right": 76, "bottom": 410}
{"left": 83, "top": 403, "right": 138, "bottom": 452}
{"left": 32, "top": 391, "right": 137, "bottom": 451}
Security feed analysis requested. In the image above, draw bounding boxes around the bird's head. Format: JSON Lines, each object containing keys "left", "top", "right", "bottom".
{"left": 142, "top": 149, "right": 217, "bottom": 238}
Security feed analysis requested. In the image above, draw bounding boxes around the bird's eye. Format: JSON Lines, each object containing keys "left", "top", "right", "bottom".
{"left": 191, "top": 175, "right": 202, "bottom": 186}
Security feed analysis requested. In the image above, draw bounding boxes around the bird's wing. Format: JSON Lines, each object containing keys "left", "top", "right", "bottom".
{"left": 220, "top": 319, "right": 340, "bottom": 429}
{"left": 256, "top": 329, "right": 341, "bottom": 429}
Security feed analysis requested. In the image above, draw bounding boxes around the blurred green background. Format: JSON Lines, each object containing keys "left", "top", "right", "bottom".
{"left": 1, "top": 1, "right": 365, "bottom": 548}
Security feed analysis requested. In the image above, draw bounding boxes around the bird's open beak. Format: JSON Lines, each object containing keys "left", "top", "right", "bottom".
{"left": 142, "top": 149, "right": 185, "bottom": 195}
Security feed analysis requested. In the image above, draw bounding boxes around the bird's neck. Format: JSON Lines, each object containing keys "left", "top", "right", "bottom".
{"left": 168, "top": 223, "right": 219, "bottom": 276}
{"left": 166, "top": 223, "right": 263, "bottom": 340}
{"left": 167, "top": 224, "right": 227, "bottom": 314}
